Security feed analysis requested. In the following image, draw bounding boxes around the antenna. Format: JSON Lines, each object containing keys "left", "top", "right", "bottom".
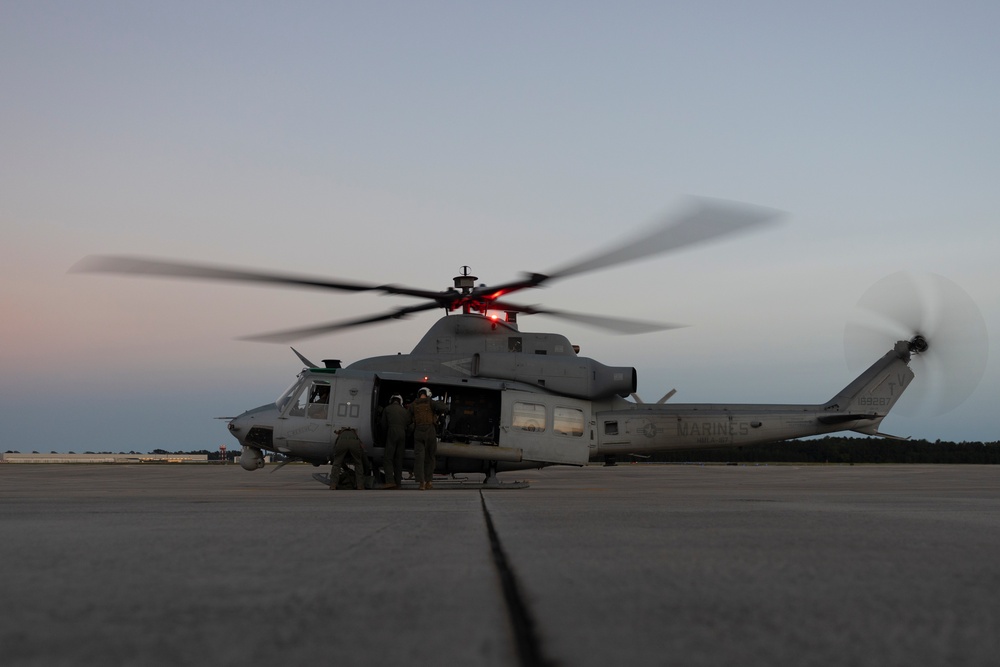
{"left": 453, "top": 266, "right": 478, "bottom": 313}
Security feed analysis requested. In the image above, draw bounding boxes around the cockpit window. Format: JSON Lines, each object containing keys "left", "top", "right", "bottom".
{"left": 276, "top": 375, "right": 307, "bottom": 412}
{"left": 281, "top": 380, "right": 332, "bottom": 419}
{"left": 307, "top": 383, "right": 330, "bottom": 419}
{"left": 285, "top": 385, "right": 308, "bottom": 417}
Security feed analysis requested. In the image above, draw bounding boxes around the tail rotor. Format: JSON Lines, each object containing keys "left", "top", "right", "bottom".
{"left": 844, "top": 272, "right": 988, "bottom": 416}
{"left": 844, "top": 272, "right": 989, "bottom": 415}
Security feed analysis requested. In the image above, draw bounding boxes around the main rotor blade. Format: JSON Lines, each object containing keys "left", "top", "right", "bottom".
{"left": 492, "top": 300, "right": 686, "bottom": 335}
{"left": 544, "top": 197, "right": 782, "bottom": 281}
{"left": 72, "top": 255, "right": 383, "bottom": 292}
{"left": 72, "top": 255, "right": 450, "bottom": 300}
{"left": 241, "top": 302, "right": 444, "bottom": 343}
{"left": 460, "top": 198, "right": 781, "bottom": 302}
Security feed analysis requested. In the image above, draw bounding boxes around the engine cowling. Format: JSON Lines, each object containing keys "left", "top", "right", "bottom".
{"left": 240, "top": 446, "right": 265, "bottom": 471}
{"left": 473, "top": 352, "right": 636, "bottom": 399}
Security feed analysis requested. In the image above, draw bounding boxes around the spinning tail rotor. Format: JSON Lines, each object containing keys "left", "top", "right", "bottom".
{"left": 844, "top": 272, "right": 988, "bottom": 416}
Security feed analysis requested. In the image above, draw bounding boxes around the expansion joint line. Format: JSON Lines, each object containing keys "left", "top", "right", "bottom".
{"left": 479, "top": 491, "right": 556, "bottom": 667}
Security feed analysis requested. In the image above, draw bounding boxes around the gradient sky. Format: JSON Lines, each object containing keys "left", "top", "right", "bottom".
{"left": 3, "top": 1, "right": 998, "bottom": 453}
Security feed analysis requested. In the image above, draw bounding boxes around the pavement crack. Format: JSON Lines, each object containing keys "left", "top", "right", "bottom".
{"left": 480, "top": 491, "right": 555, "bottom": 667}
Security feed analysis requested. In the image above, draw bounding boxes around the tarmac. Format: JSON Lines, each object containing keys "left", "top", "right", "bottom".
{"left": 2, "top": 463, "right": 999, "bottom": 667}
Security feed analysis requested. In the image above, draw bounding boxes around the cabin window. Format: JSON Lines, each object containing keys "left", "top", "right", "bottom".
{"left": 554, "top": 407, "right": 584, "bottom": 437}
{"left": 307, "top": 383, "right": 330, "bottom": 419}
{"left": 508, "top": 337, "right": 522, "bottom": 352}
{"left": 337, "top": 403, "right": 361, "bottom": 418}
{"left": 512, "top": 402, "right": 546, "bottom": 432}
{"left": 604, "top": 421, "right": 619, "bottom": 436}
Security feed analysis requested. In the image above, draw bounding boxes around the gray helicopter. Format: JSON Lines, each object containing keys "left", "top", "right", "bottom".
{"left": 74, "top": 198, "right": 987, "bottom": 485}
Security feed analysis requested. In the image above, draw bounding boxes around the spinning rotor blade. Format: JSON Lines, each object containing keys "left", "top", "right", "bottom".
{"left": 844, "top": 272, "right": 988, "bottom": 416}
{"left": 72, "top": 255, "right": 383, "bottom": 293}
{"left": 543, "top": 197, "right": 782, "bottom": 281}
{"left": 240, "top": 302, "right": 444, "bottom": 343}
{"left": 491, "top": 300, "right": 686, "bottom": 335}
{"left": 463, "top": 197, "right": 783, "bottom": 301}
{"left": 72, "top": 255, "right": 451, "bottom": 301}
{"left": 71, "top": 196, "right": 781, "bottom": 341}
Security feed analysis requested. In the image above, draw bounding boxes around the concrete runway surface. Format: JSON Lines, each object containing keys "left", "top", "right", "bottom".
{"left": 2, "top": 463, "right": 999, "bottom": 667}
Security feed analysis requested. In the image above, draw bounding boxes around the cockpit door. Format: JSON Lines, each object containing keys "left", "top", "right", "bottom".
{"left": 330, "top": 374, "right": 375, "bottom": 443}
{"left": 274, "top": 377, "right": 335, "bottom": 459}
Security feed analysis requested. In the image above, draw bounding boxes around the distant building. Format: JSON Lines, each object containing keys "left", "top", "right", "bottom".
{"left": 0, "top": 453, "right": 209, "bottom": 464}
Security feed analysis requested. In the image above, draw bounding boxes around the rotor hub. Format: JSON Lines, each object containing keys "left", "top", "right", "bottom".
{"left": 908, "top": 334, "right": 929, "bottom": 354}
{"left": 453, "top": 266, "right": 478, "bottom": 294}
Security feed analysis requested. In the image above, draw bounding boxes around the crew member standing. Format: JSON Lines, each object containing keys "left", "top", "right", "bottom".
{"left": 379, "top": 394, "right": 410, "bottom": 489}
{"left": 330, "top": 426, "right": 365, "bottom": 490}
{"left": 408, "top": 387, "right": 448, "bottom": 490}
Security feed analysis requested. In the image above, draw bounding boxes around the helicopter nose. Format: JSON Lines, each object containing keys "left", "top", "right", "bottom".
{"left": 227, "top": 415, "right": 245, "bottom": 439}
{"left": 227, "top": 403, "right": 278, "bottom": 448}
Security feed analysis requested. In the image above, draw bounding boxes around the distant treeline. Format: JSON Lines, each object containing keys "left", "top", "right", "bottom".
{"left": 142, "top": 439, "right": 1000, "bottom": 465}
{"left": 645, "top": 437, "right": 1000, "bottom": 464}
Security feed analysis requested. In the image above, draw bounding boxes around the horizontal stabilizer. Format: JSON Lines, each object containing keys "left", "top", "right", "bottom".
{"left": 817, "top": 413, "right": 877, "bottom": 425}
{"left": 851, "top": 424, "right": 910, "bottom": 441}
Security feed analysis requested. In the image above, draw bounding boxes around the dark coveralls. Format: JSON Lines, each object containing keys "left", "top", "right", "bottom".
{"left": 330, "top": 427, "right": 365, "bottom": 490}
{"left": 379, "top": 401, "right": 411, "bottom": 488}
{"left": 408, "top": 395, "right": 448, "bottom": 488}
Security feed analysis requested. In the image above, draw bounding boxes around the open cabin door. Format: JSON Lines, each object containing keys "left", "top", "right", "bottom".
{"left": 500, "top": 390, "right": 592, "bottom": 465}
{"left": 372, "top": 376, "right": 502, "bottom": 446}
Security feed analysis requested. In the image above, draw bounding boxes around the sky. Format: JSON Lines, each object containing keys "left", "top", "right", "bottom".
{"left": 2, "top": 1, "right": 999, "bottom": 453}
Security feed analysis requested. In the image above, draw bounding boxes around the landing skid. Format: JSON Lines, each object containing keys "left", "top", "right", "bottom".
{"left": 311, "top": 473, "right": 529, "bottom": 490}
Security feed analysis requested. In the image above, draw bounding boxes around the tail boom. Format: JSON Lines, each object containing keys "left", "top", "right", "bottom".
{"left": 592, "top": 340, "right": 917, "bottom": 458}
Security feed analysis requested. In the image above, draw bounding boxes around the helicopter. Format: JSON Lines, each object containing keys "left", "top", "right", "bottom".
{"left": 73, "top": 197, "right": 988, "bottom": 485}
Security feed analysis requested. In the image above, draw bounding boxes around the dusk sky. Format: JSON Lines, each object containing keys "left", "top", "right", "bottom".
{"left": 3, "top": 1, "right": 999, "bottom": 453}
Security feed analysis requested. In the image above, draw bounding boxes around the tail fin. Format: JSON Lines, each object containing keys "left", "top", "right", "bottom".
{"left": 819, "top": 341, "right": 915, "bottom": 435}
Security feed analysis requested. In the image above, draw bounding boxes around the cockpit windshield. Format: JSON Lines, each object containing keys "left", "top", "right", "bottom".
{"left": 275, "top": 374, "right": 307, "bottom": 412}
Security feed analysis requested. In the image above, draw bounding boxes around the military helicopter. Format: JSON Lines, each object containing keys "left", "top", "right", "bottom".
{"left": 73, "top": 198, "right": 987, "bottom": 485}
